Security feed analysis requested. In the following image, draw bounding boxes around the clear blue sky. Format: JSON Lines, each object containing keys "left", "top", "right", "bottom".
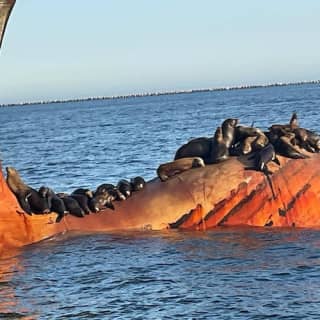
{"left": 0, "top": 0, "right": 320, "bottom": 104}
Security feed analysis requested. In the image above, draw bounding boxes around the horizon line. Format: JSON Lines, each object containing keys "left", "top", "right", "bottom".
{"left": 1, "top": 80, "right": 319, "bottom": 108}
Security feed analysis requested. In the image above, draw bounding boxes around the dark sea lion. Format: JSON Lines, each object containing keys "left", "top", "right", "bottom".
{"left": 117, "top": 179, "right": 133, "bottom": 199}
{"left": 254, "top": 143, "right": 280, "bottom": 172}
{"left": 289, "top": 112, "right": 298, "bottom": 129}
{"left": 246, "top": 144, "right": 280, "bottom": 199}
{"left": 221, "top": 118, "right": 238, "bottom": 148}
{"left": 95, "top": 183, "right": 126, "bottom": 201}
{"left": 157, "top": 157, "right": 205, "bottom": 181}
{"left": 72, "top": 188, "right": 94, "bottom": 199}
{"left": 174, "top": 137, "right": 212, "bottom": 161}
{"left": 70, "top": 194, "right": 92, "bottom": 214}
{"left": 6, "top": 167, "right": 50, "bottom": 215}
{"left": 275, "top": 133, "right": 309, "bottom": 159}
{"left": 89, "top": 193, "right": 115, "bottom": 212}
{"left": 305, "top": 129, "right": 320, "bottom": 152}
{"left": 235, "top": 125, "right": 264, "bottom": 142}
{"left": 58, "top": 194, "right": 85, "bottom": 218}
{"left": 208, "top": 127, "right": 229, "bottom": 163}
{"left": 130, "top": 176, "right": 146, "bottom": 192}
{"left": 268, "top": 112, "right": 299, "bottom": 134}
{"left": 39, "top": 186, "right": 68, "bottom": 222}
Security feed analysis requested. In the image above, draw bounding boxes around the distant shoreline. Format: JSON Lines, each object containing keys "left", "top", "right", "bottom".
{"left": 1, "top": 80, "right": 319, "bottom": 108}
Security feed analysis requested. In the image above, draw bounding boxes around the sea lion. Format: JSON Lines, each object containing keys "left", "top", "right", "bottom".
{"left": 6, "top": 167, "right": 50, "bottom": 215}
{"left": 289, "top": 112, "right": 298, "bottom": 129}
{"left": 221, "top": 118, "right": 238, "bottom": 148}
{"left": 157, "top": 157, "right": 205, "bottom": 182}
{"left": 72, "top": 188, "right": 94, "bottom": 199}
{"left": 38, "top": 186, "right": 68, "bottom": 222}
{"left": 305, "top": 129, "right": 320, "bottom": 152}
{"left": 130, "top": 176, "right": 146, "bottom": 192}
{"left": 58, "top": 194, "right": 85, "bottom": 218}
{"left": 90, "top": 193, "right": 115, "bottom": 212}
{"left": 95, "top": 183, "right": 126, "bottom": 201}
{"left": 241, "top": 136, "right": 257, "bottom": 155}
{"left": 174, "top": 137, "right": 212, "bottom": 161}
{"left": 70, "top": 193, "right": 92, "bottom": 214}
{"left": 117, "top": 179, "right": 132, "bottom": 199}
{"left": 246, "top": 144, "right": 280, "bottom": 199}
{"left": 235, "top": 125, "right": 264, "bottom": 142}
{"left": 253, "top": 143, "right": 280, "bottom": 173}
{"left": 268, "top": 112, "right": 299, "bottom": 134}
{"left": 208, "top": 127, "right": 229, "bottom": 163}
{"left": 274, "top": 133, "right": 309, "bottom": 159}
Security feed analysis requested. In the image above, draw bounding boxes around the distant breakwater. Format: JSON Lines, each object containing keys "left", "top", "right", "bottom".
{"left": 1, "top": 80, "right": 319, "bottom": 108}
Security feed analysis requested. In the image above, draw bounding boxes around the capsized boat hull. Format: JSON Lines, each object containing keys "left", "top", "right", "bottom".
{"left": 1, "top": 154, "right": 320, "bottom": 255}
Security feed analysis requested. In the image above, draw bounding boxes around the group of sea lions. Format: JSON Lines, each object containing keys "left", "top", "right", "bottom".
{"left": 6, "top": 167, "right": 146, "bottom": 222}
{"left": 6, "top": 113, "right": 320, "bottom": 222}
{"left": 156, "top": 113, "right": 320, "bottom": 181}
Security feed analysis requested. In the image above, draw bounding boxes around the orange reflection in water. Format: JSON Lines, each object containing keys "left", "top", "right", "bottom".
{"left": 0, "top": 250, "right": 38, "bottom": 319}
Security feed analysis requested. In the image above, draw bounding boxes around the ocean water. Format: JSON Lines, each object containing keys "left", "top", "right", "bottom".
{"left": 0, "top": 84, "right": 320, "bottom": 319}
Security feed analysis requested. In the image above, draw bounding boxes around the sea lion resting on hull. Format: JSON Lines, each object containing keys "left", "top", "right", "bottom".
{"left": 174, "top": 136, "right": 212, "bottom": 162}
{"left": 157, "top": 157, "right": 205, "bottom": 181}
{"left": 38, "top": 186, "right": 68, "bottom": 222}
{"left": 6, "top": 167, "right": 50, "bottom": 215}
{"left": 207, "top": 127, "right": 229, "bottom": 163}
{"left": 174, "top": 118, "right": 238, "bottom": 163}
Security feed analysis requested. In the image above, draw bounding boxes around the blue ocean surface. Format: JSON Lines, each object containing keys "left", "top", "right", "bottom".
{"left": 0, "top": 84, "right": 320, "bottom": 319}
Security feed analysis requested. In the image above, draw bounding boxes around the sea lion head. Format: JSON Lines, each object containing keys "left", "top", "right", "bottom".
{"left": 192, "top": 157, "right": 205, "bottom": 168}
{"left": 130, "top": 176, "right": 146, "bottom": 191}
{"left": 290, "top": 112, "right": 298, "bottom": 128}
{"left": 38, "top": 186, "right": 49, "bottom": 198}
{"left": 90, "top": 194, "right": 110, "bottom": 212}
{"left": 85, "top": 189, "right": 94, "bottom": 199}
{"left": 6, "top": 166, "right": 17, "bottom": 176}
{"left": 223, "top": 118, "right": 239, "bottom": 128}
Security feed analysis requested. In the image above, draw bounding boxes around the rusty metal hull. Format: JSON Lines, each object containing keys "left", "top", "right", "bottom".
{"left": 1, "top": 154, "right": 320, "bottom": 255}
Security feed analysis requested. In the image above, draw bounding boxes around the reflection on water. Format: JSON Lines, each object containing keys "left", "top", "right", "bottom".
{"left": 1, "top": 229, "right": 320, "bottom": 319}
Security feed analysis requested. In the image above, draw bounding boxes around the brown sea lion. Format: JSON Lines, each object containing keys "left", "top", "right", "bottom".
{"left": 235, "top": 125, "right": 264, "bottom": 142}
{"left": 157, "top": 157, "right": 205, "bottom": 181}
{"left": 274, "top": 133, "right": 309, "bottom": 159}
{"left": 208, "top": 127, "right": 229, "bottom": 163}
{"left": 241, "top": 136, "right": 257, "bottom": 155}
{"left": 305, "top": 129, "right": 320, "bottom": 152}
{"left": 6, "top": 167, "right": 50, "bottom": 215}
{"left": 221, "top": 118, "right": 238, "bottom": 148}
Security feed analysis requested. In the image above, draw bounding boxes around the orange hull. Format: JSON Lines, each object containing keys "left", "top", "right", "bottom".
{"left": 1, "top": 154, "right": 320, "bottom": 255}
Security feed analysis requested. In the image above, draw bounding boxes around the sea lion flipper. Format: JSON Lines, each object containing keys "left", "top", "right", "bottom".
{"left": 264, "top": 169, "right": 276, "bottom": 200}
{"left": 272, "top": 156, "right": 281, "bottom": 166}
{"left": 17, "top": 193, "right": 32, "bottom": 215}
